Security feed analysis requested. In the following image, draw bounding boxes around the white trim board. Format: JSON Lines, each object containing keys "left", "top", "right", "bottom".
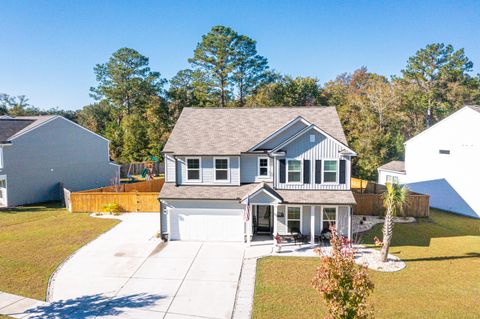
{"left": 269, "top": 124, "right": 357, "bottom": 156}
{"left": 248, "top": 116, "right": 311, "bottom": 152}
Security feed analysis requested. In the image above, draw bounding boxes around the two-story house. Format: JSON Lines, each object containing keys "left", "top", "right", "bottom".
{"left": 0, "top": 115, "right": 119, "bottom": 207}
{"left": 159, "top": 107, "right": 357, "bottom": 243}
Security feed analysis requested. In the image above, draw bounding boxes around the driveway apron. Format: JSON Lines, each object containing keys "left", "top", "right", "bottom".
{"left": 49, "top": 214, "right": 245, "bottom": 319}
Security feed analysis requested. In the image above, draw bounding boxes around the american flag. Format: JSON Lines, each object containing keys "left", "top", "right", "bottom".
{"left": 243, "top": 197, "right": 250, "bottom": 222}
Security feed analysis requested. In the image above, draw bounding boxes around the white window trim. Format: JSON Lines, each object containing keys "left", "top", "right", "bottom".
{"left": 321, "top": 205, "right": 338, "bottom": 232}
{"left": 286, "top": 158, "right": 303, "bottom": 184}
{"left": 0, "top": 146, "right": 3, "bottom": 169}
{"left": 322, "top": 159, "right": 339, "bottom": 184}
{"left": 257, "top": 157, "right": 270, "bottom": 178}
{"left": 185, "top": 157, "right": 202, "bottom": 182}
{"left": 213, "top": 157, "right": 230, "bottom": 182}
{"left": 285, "top": 205, "right": 303, "bottom": 234}
{"left": 386, "top": 175, "right": 399, "bottom": 184}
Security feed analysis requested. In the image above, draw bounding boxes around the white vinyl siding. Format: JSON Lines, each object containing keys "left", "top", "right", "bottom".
{"left": 178, "top": 156, "right": 240, "bottom": 185}
{"left": 275, "top": 130, "right": 350, "bottom": 190}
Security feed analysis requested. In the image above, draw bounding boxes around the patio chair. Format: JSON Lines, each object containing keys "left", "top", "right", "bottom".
{"left": 291, "top": 231, "right": 307, "bottom": 245}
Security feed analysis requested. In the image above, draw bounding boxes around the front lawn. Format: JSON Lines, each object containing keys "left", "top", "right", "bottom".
{"left": 0, "top": 202, "right": 119, "bottom": 301}
{"left": 253, "top": 210, "right": 480, "bottom": 318}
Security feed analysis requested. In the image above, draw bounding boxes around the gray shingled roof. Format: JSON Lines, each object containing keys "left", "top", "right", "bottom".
{"left": 378, "top": 160, "right": 405, "bottom": 173}
{"left": 159, "top": 182, "right": 356, "bottom": 205}
{"left": 0, "top": 116, "right": 56, "bottom": 142}
{"left": 163, "top": 107, "right": 348, "bottom": 155}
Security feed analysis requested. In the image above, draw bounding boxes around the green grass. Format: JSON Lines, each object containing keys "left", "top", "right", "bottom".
{"left": 0, "top": 202, "right": 119, "bottom": 301}
{"left": 253, "top": 210, "right": 480, "bottom": 319}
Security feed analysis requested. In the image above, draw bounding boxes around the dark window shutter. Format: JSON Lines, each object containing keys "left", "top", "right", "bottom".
{"left": 303, "top": 160, "right": 310, "bottom": 184}
{"left": 339, "top": 160, "right": 346, "bottom": 184}
{"left": 315, "top": 160, "right": 322, "bottom": 184}
{"left": 279, "top": 159, "right": 286, "bottom": 183}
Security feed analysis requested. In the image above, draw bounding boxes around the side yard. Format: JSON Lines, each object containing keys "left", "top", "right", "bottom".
{"left": 253, "top": 210, "right": 480, "bottom": 318}
{"left": 0, "top": 203, "right": 119, "bottom": 301}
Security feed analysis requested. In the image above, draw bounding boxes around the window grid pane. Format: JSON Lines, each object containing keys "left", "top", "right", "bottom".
{"left": 215, "top": 170, "right": 228, "bottom": 180}
{"left": 187, "top": 159, "right": 199, "bottom": 169}
{"left": 288, "top": 160, "right": 301, "bottom": 171}
{"left": 215, "top": 159, "right": 228, "bottom": 169}
{"left": 324, "top": 160, "right": 337, "bottom": 171}
{"left": 288, "top": 172, "right": 301, "bottom": 182}
{"left": 187, "top": 170, "right": 200, "bottom": 180}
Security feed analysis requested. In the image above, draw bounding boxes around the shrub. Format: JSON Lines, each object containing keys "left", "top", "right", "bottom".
{"left": 102, "top": 203, "right": 121, "bottom": 215}
{"left": 312, "top": 227, "right": 374, "bottom": 319}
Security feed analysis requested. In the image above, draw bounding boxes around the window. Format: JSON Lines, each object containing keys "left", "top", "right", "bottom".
{"left": 287, "top": 206, "right": 302, "bottom": 233}
{"left": 439, "top": 149, "right": 450, "bottom": 155}
{"left": 186, "top": 157, "right": 201, "bottom": 181}
{"left": 258, "top": 157, "right": 269, "bottom": 177}
{"left": 386, "top": 175, "right": 399, "bottom": 184}
{"left": 323, "top": 160, "right": 338, "bottom": 183}
{"left": 310, "top": 134, "right": 315, "bottom": 143}
{"left": 322, "top": 207, "right": 337, "bottom": 231}
{"left": 214, "top": 157, "right": 229, "bottom": 181}
{"left": 287, "top": 159, "right": 302, "bottom": 183}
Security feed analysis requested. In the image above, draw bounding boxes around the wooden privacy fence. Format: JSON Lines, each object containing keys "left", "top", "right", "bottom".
{"left": 68, "top": 179, "right": 164, "bottom": 213}
{"left": 70, "top": 192, "right": 160, "bottom": 213}
{"left": 353, "top": 193, "right": 430, "bottom": 217}
{"left": 82, "top": 178, "right": 164, "bottom": 193}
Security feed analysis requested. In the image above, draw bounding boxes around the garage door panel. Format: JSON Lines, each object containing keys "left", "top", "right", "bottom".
{"left": 170, "top": 208, "right": 244, "bottom": 242}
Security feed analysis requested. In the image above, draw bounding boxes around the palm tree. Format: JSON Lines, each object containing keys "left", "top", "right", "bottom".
{"left": 381, "top": 183, "right": 408, "bottom": 262}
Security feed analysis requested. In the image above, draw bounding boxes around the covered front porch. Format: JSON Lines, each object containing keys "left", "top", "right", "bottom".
{"left": 241, "top": 184, "right": 353, "bottom": 245}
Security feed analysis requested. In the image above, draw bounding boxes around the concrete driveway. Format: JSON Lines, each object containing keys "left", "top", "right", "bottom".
{"left": 47, "top": 213, "right": 245, "bottom": 319}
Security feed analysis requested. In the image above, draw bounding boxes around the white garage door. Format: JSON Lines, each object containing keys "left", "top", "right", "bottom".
{"left": 170, "top": 208, "right": 244, "bottom": 241}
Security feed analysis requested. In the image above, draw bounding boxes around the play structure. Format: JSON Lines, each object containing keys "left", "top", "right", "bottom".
{"left": 125, "top": 155, "right": 161, "bottom": 182}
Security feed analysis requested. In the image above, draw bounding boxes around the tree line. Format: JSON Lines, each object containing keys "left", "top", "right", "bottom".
{"left": 2, "top": 25, "right": 479, "bottom": 179}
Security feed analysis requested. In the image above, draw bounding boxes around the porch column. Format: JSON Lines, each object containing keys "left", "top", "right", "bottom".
{"left": 166, "top": 206, "right": 171, "bottom": 242}
{"left": 246, "top": 204, "right": 252, "bottom": 246}
{"left": 310, "top": 206, "right": 315, "bottom": 246}
{"left": 273, "top": 204, "right": 278, "bottom": 236}
{"left": 348, "top": 206, "right": 352, "bottom": 240}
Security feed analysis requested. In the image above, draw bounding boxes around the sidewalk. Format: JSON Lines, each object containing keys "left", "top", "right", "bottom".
{"left": 0, "top": 291, "right": 46, "bottom": 319}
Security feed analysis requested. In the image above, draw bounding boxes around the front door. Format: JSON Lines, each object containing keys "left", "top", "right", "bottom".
{"left": 254, "top": 205, "right": 272, "bottom": 234}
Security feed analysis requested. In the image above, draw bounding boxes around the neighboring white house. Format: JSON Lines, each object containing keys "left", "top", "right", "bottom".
{"left": 378, "top": 105, "right": 480, "bottom": 218}
{"left": 377, "top": 161, "right": 407, "bottom": 185}
{"left": 0, "top": 115, "right": 120, "bottom": 207}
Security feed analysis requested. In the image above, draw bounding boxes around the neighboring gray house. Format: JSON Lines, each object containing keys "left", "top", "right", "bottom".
{"left": 0, "top": 115, "right": 120, "bottom": 207}
{"left": 159, "top": 107, "right": 357, "bottom": 243}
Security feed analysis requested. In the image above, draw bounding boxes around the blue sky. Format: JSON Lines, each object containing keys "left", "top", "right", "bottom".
{"left": 1, "top": 0, "right": 479, "bottom": 110}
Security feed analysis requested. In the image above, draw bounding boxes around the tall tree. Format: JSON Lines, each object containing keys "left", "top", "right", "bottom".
{"left": 189, "top": 25, "right": 269, "bottom": 107}
{"left": 381, "top": 183, "right": 408, "bottom": 262}
{"left": 401, "top": 43, "right": 474, "bottom": 128}
{"left": 231, "top": 35, "right": 269, "bottom": 106}
{"left": 246, "top": 76, "right": 323, "bottom": 107}
{"left": 87, "top": 48, "right": 167, "bottom": 161}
